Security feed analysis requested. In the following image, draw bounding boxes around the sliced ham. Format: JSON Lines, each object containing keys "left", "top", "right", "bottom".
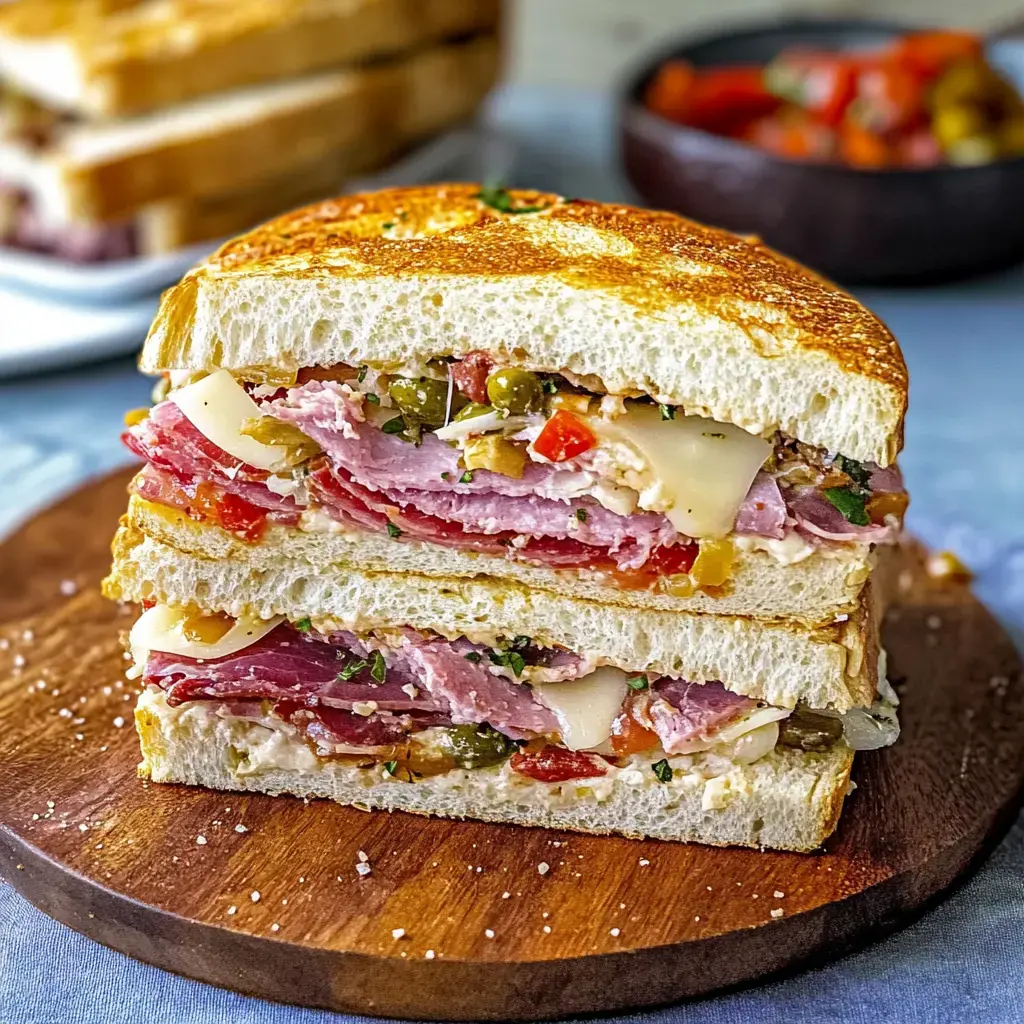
{"left": 378, "top": 488, "right": 676, "bottom": 565}
{"left": 642, "top": 679, "right": 756, "bottom": 754}
{"left": 126, "top": 403, "right": 301, "bottom": 519}
{"left": 125, "top": 379, "right": 904, "bottom": 570}
{"left": 268, "top": 380, "right": 607, "bottom": 501}
{"left": 733, "top": 472, "right": 786, "bottom": 540}
{"left": 287, "top": 704, "right": 451, "bottom": 750}
{"left": 869, "top": 464, "right": 904, "bottom": 494}
{"left": 787, "top": 488, "right": 894, "bottom": 544}
{"left": 403, "top": 642, "right": 559, "bottom": 739}
{"left": 144, "top": 622, "right": 778, "bottom": 755}
{"left": 145, "top": 624, "right": 560, "bottom": 740}
{"left": 307, "top": 461, "right": 697, "bottom": 576}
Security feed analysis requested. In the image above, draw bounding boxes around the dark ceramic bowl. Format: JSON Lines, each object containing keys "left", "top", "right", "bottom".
{"left": 619, "top": 18, "right": 1024, "bottom": 284}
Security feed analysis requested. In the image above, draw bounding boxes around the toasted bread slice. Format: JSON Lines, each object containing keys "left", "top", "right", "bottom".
{"left": 0, "top": 0, "right": 502, "bottom": 117}
{"left": 104, "top": 516, "right": 881, "bottom": 712}
{"left": 0, "top": 35, "right": 499, "bottom": 225}
{"left": 135, "top": 686, "right": 854, "bottom": 851}
{"left": 141, "top": 185, "right": 906, "bottom": 465}
{"left": 134, "top": 137, "right": 401, "bottom": 254}
{"left": 125, "top": 492, "right": 875, "bottom": 626}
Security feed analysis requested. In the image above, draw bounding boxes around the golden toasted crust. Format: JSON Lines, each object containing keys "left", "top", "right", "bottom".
{"left": 0, "top": 0, "right": 502, "bottom": 117}
{"left": 199, "top": 184, "right": 906, "bottom": 399}
{"left": 142, "top": 184, "right": 907, "bottom": 462}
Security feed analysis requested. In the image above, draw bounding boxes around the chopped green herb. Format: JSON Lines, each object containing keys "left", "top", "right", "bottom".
{"left": 833, "top": 454, "right": 872, "bottom": 489}
{"left": 294, "top": 617, "right": 312, "bottom": 633}
{"left": 659, "top": 404, "right": 676, "bottom": 421}
{"left": 386, "top": 522, "right": 402, "bottom": 538}
{"left": 440, "top": 472, "right": 451, "bottom": 481}
{"left": 337, "top": 659, "right": 367, "bottom": 681}
{"left": 824, "top": 486, "right": 870, "bottom": 526}
{"left": 475, "top": 184, "right": 546, "bottom": 215}
{"left": 651, "top": 758, "right": 673, "bottom": 783}
{"left": 626, "top": 675, "right": 649, "bottom": 690}
{"left": 357, "top": 365, "right": 368, "bottom": 383}
{"left": 365, "top": 392, "right": 380, "bottom": 405}
{"left": 398, "top": 210, "right": 408, "bottom": 221}
{"left": 370, "top": 650, "right": 387, "bottom": 684}
{"left": 383, "top": 760, "right": 399, "bottom": 775}
{"left": 541, "top": 377, "right": 558, "bottom": 394}
{"left": 510, "top": 635, "right": 532, "bottom": 651}
{"left": 459, "top": 470, "right": 474, "bottom": 484}
{"left": 489, "top": 650, "right": 526, "bottom": 676}
{"left": 382, "top": 416, "right": 406, "bottom": 435}
{"left": 463, "top": 651, "right": 483, "bottom": 663}
{"left": 702, "top": 431, "right": 727, "bottom": 439}
{"left": 575, "top": 508, "right": 588, "bottom": 522}
{"left": 382, "top": 221, "right": 395, "bottom": 230}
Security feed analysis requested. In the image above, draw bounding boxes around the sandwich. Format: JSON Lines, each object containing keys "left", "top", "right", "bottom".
{"left": 104, "top": 185, "right": 906, "bottom": 851}
{"left": 0, "top": 0, "right": 502, "bottom": 117}
{"left": 0, "top": 1, "right": 501, "bottom": 260}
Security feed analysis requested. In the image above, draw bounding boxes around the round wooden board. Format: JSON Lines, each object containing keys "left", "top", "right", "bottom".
{"left": 2, "top": 470, "right": 1023, "bottom": 1021}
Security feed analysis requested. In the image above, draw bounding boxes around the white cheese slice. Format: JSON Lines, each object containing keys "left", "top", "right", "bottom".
{"left": 713, "top": 705, "right": 791, "bottom": 744}
{"left": 533, "top": 667, "right": 628, "bottom": 751}
{"left": 433, "top": 411, "right": 529, "bottom": 441}
{"left": 169, "top": 369, "right": 290, "bottom": 471}
{"left": 129, "top": 604, "right": 285, "bottom": 668}
{"left": 593, "top": 403, "right": 771, "bottom": 538}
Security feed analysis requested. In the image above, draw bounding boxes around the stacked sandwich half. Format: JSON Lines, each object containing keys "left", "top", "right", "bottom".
{"left": 0, "top": 0, "right": 500, "bottom": 260}
{"left": 104, "top": 185, "right": 908, "bottom": 851}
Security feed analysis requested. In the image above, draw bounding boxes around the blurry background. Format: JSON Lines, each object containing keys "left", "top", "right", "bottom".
{"left": 507, "top": 0, "right": 1022, "bottom": 88}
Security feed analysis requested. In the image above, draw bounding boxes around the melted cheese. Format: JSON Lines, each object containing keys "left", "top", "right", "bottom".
{"left": 169, "top": 369, "right": 290, "bottom": 471}
{"left": 592, "top": 404, "right": 771, "bottom": 538}
{"left": 533, "top": 667, "right": 628, "bottom": 751}
{"left": 129, "top": 603, "right": 284, "bottom": 668}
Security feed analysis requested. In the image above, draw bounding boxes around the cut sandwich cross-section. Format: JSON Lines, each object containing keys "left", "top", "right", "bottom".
{"left": 120, "top": 601, "right": 896, "bottom": 851}
{"left": 105, "top": 184, "right": 911, "bottom": 851}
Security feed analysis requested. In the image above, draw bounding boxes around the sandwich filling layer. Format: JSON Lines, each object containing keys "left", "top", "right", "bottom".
{"left": 129, "top": 603, "right": 898, "bottom": 785}
{"left": 124, "top": 360, "right": 906, "bottom": 595}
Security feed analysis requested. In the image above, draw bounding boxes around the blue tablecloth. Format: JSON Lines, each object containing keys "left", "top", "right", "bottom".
{"left": 2, "top": 86, "right": 1024, "bottom": 1023}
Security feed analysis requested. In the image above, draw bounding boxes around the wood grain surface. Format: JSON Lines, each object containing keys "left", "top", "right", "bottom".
{"left": 1, "top": 469, "right": 1022, "bottom": 1020}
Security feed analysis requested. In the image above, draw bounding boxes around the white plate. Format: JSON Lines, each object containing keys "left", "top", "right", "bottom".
{"left": 0, "top": 286, "right": 157, "bottom": 377}
{"left": 0, "top": 126, "right": 517, "bottom": 378}
{"left": 0, "top": 126, "right": 517, "bottom": 305}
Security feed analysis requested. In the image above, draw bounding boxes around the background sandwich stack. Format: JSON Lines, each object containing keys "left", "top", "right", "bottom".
{"left": 0, "top": 0, "right": 502, "bottom": 261}
{"left": 104, "top": 184, "right": 908, "bottom": 852}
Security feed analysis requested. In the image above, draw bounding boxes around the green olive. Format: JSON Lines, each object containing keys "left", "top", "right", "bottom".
{"left": 454, "top": 402, "right": 494, "bottom": 422}
{"left": 486, "top": 367, "right": 543, "bottom": 415}
{"left": 437, "top": 724, "right": 517, "bottom": 769}
{"left": 387, "top": 376, "right": 462, "bottom": 427}
{"left": 778, "top": 709, "right": 844, "bottom": 752}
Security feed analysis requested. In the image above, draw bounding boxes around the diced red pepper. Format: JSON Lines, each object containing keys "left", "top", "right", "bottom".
{"left": 740, "top": 109, "right": 836, "bottom": 160}
{"left": 891, "top": 30, "right": 983, "bottom": 81}
{"left": 838, "top": 118, "right": 890, "bottom": 168}
{"left": 643, "top": 59, "right": 699, "bottom": 124}
{"left": 854, "top": 60, "right": 926, "bottom": 133}
{"left": 639, "top": 542, "right": 697, "bottom": 578}
{"left": 532, "top": 410, "right": 596, "bottom": 463}
{"left": 766, "top": 50, "right": 860, "bottom": 126}
{"left": 684, "top": 66, "right": 781, "bottom": 133}
{"left": 510, "top": 746, "right": 608, "bottom": 783}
